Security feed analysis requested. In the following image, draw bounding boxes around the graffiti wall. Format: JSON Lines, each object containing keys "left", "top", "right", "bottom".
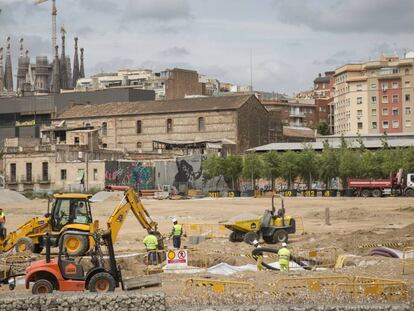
{"left": 155, "top": 155, "right": 229, "bottom": 192}
{"left": 105, "top": 161, "right": 154, "bottom": 190}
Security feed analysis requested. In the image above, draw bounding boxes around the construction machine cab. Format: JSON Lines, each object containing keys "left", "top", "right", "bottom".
{"left": 50, "top": 194, "right": 93, "bottom": 231}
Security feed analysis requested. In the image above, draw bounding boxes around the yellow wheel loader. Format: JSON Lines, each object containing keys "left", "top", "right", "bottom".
{"left": 1, "top": 188, "right": 162, "bottom": 256}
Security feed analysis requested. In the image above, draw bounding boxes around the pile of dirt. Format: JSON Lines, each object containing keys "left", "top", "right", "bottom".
{"left": 0, "top": 190, "right": 29, "bottom": 203}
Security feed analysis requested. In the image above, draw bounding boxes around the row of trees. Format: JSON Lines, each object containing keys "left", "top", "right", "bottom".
{"left": 202, "top": 143, "right": 414, "bottom": 190}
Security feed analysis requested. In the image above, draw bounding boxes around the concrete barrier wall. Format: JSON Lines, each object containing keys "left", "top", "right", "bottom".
{"left": 0, "top": 291, "right": 165, "bottom": 311}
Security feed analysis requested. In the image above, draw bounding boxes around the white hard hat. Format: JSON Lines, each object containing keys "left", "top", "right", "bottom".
{"left": 172, "top": 218, "right": 177, "bottom": 223}
{"left": 282, "top": 242, "right": 287, "bottom": 247}
{"left": 252, "top": 239, "right": 258, "bottom": 245}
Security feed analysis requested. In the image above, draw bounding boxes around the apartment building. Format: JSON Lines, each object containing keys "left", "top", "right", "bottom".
{"left": 313, "top": 71, "right": 335, "bottom": 134}
{"left": 334, "top": 56, "right": 414, "bottom": 135}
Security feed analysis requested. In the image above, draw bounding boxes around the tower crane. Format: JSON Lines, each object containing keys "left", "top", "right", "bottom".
{"left": 34, "top": 0, "right": 57, "bottom": 56}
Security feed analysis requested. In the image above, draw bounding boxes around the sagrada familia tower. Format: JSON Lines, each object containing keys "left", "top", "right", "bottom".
{"left": 0, "top": 31, "right": 85, "bottom": 96}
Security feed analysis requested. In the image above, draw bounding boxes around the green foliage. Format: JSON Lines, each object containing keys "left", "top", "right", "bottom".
{"left": 222, "top": 155, "right": 243, "bottom": 190}
{"left": 279, "top": 151, "right": 300, "bottom": 188}
{"left": 316, "top": 122, "right": 330, "bottom": 135}
{"left": 338, "top": 149, "right": 361, "bottom": 188}
{"left": 262, "top": 151, "right": 280, "bottom": 190}
{"left": 202, "top": 154, "right": 223, "bottom": 180}
{"left": 318, "top": 144, "right": 339, "bottom": 188}
{"left": 297, "top": 148, "right": 318, "bottom": 189}
{"left": 242, "top": 153, "right": 264, "bottom": 188}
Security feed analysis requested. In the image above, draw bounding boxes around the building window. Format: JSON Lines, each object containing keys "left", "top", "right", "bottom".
{"left": 381, "top": 82, "right": 388, "bottom": 91}
{"left": 405, "top": 120, "right": 412, "bottom": 128}
{"left": 357, "top": 110, "right": 362, "bottom": 116}
{"left": 166, "top": 118, "right": 173, "bottom": 133}
{"left": 383, "top": 121, "right": 389, "bottom": 129}
{"left": 93, "top": 168, "right": 98, "bottom": 181}
{"left": 372, "top": 109, "right": 377, "bottom": 116}
{"left": 405, "top": 81, "right": 411, "bottom": 87}
{"left": 405, "top": 94, "right": 410, "bottom": 101}
{"left": 371, "top": 96, "right": 377, "bottom": 103}
{"left": 392, "top": 81, "right": 398, "bottom": 89}
{"left": 405, "top": 68, "right": 410, "bottom": 75}
{"left": 392, "top": 108, "right": 399, "bottom": 116}
{"left": 372, "top": 122, "right": 377, "bottom": 129}
{"left": 10, "top": 163, "right": 16, "bottom": 182}
{"left": 382, "top": 95, "right": 388, "bottom": 103}
{"left": 137, "top": 142, "right": 142, "bottom": 149}
{"left": 136, "top": 120, "right": 142, "bottom": 134}
{"left": 102, "top": 122, "right": 107, "bottom": 136}
{"left": 198, "top": 117, "right": 205, "bottom": 131}
{"left": 26, "top": 163, "right": 32, "bottom": 182}
{"left": 371, "top": 83, "right": 377, "bottom": 89}
{"left": 357, "top": 97, "right": 362, "bottom": 104}
{"left": 392, "top": 95, "right": 399, "bottom": 103}
{"left": 61, "top": 169, "right": 67, "bottom": 180}
{"left": 102, "top": 143, "right": 107, "bottom": 148}
{"left": 357, "top": 122, "right": 363, "bottom": 129}
{"left": 356, "top": 84, "right": 362, "bottom": 91}
{"left": 405, "top": 107, "right": 412, "bottom": 114}
{"left": 74, "top": 137, "right": 80, "bottom": 145}
{"left": 382, "top": 108, "right": 388, "bottom": 116}
{"left": 392, "top": 120, "right": 400, "bottom": 128}
{"left": 42, "top": 162, "right": 48, "bottom": 181}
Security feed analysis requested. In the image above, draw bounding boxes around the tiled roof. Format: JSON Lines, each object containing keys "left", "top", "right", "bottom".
{"left": 56, "top": 95, "right": 253, "bottom": 119}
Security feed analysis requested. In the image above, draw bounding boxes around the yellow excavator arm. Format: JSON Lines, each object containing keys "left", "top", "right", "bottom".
{"left": 106, "top": 188, "right": 158, "bottom": 244}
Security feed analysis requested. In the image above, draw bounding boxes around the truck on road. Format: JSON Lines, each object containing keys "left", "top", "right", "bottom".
{"left": 347, "top": 169, "right": 414, "bottom": 197}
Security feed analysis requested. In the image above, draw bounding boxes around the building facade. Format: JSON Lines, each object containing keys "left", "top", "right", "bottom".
{"left": 313, "top": 71, "right": 335, "bottom": 134}
{"left": 53, "top": 95, "right": 269, "bottom": 154}
{"left": 334, "top": 56, "right": 414, "bottom": 135}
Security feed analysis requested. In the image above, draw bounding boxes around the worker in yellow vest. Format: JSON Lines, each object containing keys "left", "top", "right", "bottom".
{"left": 143, "top": 231, "right": 158, "bottom": 265}
{"left": 278, "top": 242, "right": 290, "bottom": 271}
{"left": 170, "top": 218, "right": 183, "bottom": 249}
{"left": 0, "top": 208, "right": 5, "bottom": 239}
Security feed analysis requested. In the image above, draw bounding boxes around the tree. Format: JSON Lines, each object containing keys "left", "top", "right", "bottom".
{"left": 403, "top": 146, "right": 414, "bottom": 173}
{"left": 242, "top": 153, "right": 264, "bottom": 189}
{"left": 222, "top": 155, "right": 243, "bottom": 190}
{"left": 262, "top": 151, "right": 280, "bottom": 191}
{"left": 338, "top": 149, "right": 361, "bottom": 188}
{"left": 297, "top": 148, "right": 318, "bottom": 189}
{"left": 318, "top": 145, "right": 339, "bottom": 189}
{"left": 279, "top": 151, "right": 299, "bottom": 189}
{"left": 316, "top": 121, "right": 329, "bottom": 135}
{"left": 201, "top": 154, "right": 222, "bottom": 179}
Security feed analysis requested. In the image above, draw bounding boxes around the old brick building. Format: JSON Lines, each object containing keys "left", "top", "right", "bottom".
{"left": 313, "top": 71, "right": 335, "bottom": 134}
{"left": 53, "top": 95, "right": 269, "bottom": 154}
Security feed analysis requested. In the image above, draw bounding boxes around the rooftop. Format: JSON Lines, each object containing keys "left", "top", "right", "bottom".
{"left": 55, "top": 95, "right": 255, "bottom": 119}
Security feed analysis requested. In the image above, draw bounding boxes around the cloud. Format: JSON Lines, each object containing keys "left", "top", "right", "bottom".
{"left": 125, "top": 0, "right": 191, "bottom": 21}
{"left": 160, "top": 47, "right": 189, "bottom": 57}
{"left": 274, "top": 0, "right": 414, "bottom": 33}
{"left": 88, "top": 57, "right": 136, "bottom": 74}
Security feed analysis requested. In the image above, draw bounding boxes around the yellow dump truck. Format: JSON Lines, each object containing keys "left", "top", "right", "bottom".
{"left": 0, "top": 188, "right": 162, "bottom": 256}
{"left": 223, "top": 195, "right": 296, "bottom": 244}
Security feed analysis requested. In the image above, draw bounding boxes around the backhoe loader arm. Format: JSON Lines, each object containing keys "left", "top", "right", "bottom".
{"left": 106, "top": 188, "right": 158, "bottom": 244}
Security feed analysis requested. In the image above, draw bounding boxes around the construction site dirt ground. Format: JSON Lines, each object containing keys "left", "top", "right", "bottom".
{"left": 1, "top": 195, "right": 414, "bottom": 306}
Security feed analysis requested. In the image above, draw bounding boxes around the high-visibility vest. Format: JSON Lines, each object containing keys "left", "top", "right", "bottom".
{"left": 173, "top": 224, "right": 182, "bottom": 236}
{"left": 143, "top": 234, "right": 158, "bottom": 250}
{"left": 0, "top": 213, "right": 5, "bottom": 223}
{"left": 278, "top": 247, "right": 290, "bottom": 265}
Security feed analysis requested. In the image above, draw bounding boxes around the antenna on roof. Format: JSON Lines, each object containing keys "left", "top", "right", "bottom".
{"left": 250, "top": 48, "right": 253, "bottom": 92}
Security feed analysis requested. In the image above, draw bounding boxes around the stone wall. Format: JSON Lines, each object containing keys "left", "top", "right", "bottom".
{"left": 0, "top": 291, "right": 165, "bottom": 311}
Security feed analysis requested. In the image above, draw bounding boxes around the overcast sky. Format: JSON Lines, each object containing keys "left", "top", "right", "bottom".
{"left": 1, "top": 0, "right": 414, "bottom": 95}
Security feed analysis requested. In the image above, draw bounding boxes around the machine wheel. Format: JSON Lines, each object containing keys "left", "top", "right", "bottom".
{"left": 15, "top": 237, "right": 34, "bottom": 253}
{"left": 88, "top": 272, "right": 116, "bottom": 293}
{"left": 288, "top": 218, "right": 296, "bottom": 234}
{"left": 372, "top": 189, "right": 382, "bottom": 198}
{"left": 32, "top": 279, "right": 53, "bottom": 295}
{"left": 229, "top": 231, "right": 244, "bottom": 242}
{"left": 405, "top": 189, "right": 414, "bottom": 197}
{"left": 272, "top": 229, "right": 288, "bottom": 244}
{"left": 63, "top": 234, "right": 89, "bottom": 256}
{"left": 244, "top": 232, "right": 259, "bottom": 245}
{"left": 361, "top": 189, "right": 371, "bottom": 198}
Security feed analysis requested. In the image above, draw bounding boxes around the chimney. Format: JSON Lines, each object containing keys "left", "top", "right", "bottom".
{"left": 80, "top": 47, "right": 85, "bottom": 78}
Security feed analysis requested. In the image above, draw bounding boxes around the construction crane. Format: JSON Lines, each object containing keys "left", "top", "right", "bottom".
{"left": 34, "top": 0, "right": 57, "bottom": 56}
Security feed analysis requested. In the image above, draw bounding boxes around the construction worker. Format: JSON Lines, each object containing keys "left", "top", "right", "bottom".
{"left": 143, "top": 231, "right": 158, "bottom": 265}
{"left": 253, "top": 239, "right": 264, "bottom": 271}
{"left": 0, "top": 208, "right": 5, "bottom": 239}
{"left": 170, "top": 218, "right": 183, "bottom": 249}
{"left": 278, "top": 242, "right": 290, "bottom": 271}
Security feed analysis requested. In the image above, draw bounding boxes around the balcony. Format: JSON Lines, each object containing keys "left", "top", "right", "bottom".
{"left": 5, "top": 177, "right": 17, "bottom": 185}
{"left": 37, "top": 175, "right": 51, "bottom": 184}
{"left": 289, "top": 112, "right": 305, "bottom": 118}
